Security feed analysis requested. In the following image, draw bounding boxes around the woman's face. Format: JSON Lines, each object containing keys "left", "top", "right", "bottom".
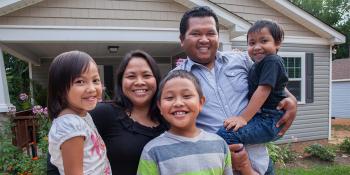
{"left": 122, "top": 57, "right": 157, "bottom": 108}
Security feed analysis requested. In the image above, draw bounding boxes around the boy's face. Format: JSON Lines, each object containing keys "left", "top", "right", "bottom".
{"left": 158, "top": 77, "right": 205, "bottom": 136}
{"left": 247, "top": 27, "right": 281, "bottom": 62}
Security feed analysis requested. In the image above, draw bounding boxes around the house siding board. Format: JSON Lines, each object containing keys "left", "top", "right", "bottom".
{"left": 211, "top": 0, "right": 318, "bottom": 37}
{"left": 332, "top": 82, "right": 350, "bottom": 119}
{"left": 0, "top": 0, "right": 187, "bottom": 28}
{"left": 231, "top": 42, "right": 330, "bottom": 143}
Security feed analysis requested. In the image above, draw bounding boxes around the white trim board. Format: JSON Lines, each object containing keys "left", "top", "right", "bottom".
{"left": 232, "top": 35, "right": 330, "bottom": 45}
{"left": 0, "top": 25, "right": 229, "bottom": 43}
{"left": 332, "top": 79, "right": 350, "bottom": 82}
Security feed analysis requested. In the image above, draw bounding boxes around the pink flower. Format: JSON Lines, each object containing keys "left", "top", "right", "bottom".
{"left": 19, "top": 93, "right": 28, "bottom": 101}
{"left": 32, "top": 105, "right": 43, "bottom": 115}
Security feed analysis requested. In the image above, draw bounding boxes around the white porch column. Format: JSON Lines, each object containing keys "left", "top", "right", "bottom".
{"left": 0, "top": 47, "right": 11, "bottom": 112}
{"left": 220, "top": 42, "right": 232, "bottom": 52}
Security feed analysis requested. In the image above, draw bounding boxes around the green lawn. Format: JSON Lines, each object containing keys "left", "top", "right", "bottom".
{"left": 276, "top": 165, "right": 350, "bottom": 175}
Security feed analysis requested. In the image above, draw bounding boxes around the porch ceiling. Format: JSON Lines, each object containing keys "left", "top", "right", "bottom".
{"left": 3, "top": 42, "right": 183, "bottom": 61}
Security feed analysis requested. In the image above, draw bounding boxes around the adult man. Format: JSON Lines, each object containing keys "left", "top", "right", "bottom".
{"left": 176, "top": 6, "right": 297, "bottom": 175}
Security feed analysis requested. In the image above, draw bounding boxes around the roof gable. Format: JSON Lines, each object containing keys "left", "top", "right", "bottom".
{"left": 261, "top": 0, "right": 345, "bottom": 44}
{"left": 0, "top": 0, "right": 346, "bottom": 45}
{"left": 0, "top": 0, "right": 44, "bottom": 16}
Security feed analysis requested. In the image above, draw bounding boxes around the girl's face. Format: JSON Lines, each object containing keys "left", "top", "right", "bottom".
{"left": 67, "top": 62, "right": 102, "bottom": 116}
{"left": 122, "top": 57, "right": 157, "bottom": 108}
{"left": 158, "top": 77, "right": 205, "bottom": 136}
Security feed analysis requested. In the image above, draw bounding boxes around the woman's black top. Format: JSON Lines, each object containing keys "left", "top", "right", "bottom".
{"left": 91, "top": 103, "right": 167, "bottom": 175}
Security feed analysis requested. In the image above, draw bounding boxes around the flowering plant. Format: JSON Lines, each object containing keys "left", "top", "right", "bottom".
{"left": 18, "top": 93, "right": 31, "bottom": 111}
{"left": 0, "top": 105, "right": 50, "bottom": 174}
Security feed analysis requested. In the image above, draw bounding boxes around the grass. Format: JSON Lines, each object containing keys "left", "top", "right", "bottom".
{"left": 276, "top": 165, "right": 350, "bottom": 175}
{"left": 333, "top": 125, "right": 350, "bottom": 131}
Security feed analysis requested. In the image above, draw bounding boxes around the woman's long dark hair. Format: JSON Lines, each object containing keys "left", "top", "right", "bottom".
{"left": 47, "top": 50, "right": 96, "bottom": 119}
{"left": 114, "top": 50, "right": 162, "bottom": 122}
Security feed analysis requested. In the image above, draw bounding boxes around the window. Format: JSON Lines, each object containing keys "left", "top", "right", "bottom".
{"left": 279, "top": 52, "right": 306, "bottom": 103}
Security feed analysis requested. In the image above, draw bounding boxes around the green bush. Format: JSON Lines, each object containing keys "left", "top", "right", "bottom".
{"left": 267, "top": 142, "right": 297, "bottom": 167}
{"left": 339, "top": 137, "right": 350, "bottom": 154}
{"left": 0, "top": 109, "right": 50, "bottom": 175}
{"left": 304, "top": 144, "right": 336, "bottom": 161}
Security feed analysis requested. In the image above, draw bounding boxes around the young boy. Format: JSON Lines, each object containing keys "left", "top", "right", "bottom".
{"left": 137, "top": 70, "right": 233, "bottom": 175}
{"left": 217, "top": 20, "right": 289, "bottom": 145}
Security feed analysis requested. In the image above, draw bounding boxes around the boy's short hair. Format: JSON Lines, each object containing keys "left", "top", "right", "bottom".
{"left": 157, "top": 70, "right": 203, "bottom": 101}
{"left": 247, "top": 20, "right": 284, "bottom": 44}
{"left": 179, "top": 6, "right": 219, "bottom": 38}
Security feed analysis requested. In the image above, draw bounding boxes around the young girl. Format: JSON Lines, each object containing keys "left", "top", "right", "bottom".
{"left": 137, "top": 70, "right": 233, "bottom": 175}
{"left": 48, "top": 51, "right": 111, "bottom": 175}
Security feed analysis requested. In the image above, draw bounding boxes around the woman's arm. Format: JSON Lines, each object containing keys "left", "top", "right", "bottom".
{"left": 61, "top": 136, "right": 85, "bottom": 175}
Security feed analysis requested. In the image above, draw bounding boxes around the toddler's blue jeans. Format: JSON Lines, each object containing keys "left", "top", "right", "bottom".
{"left": 217, "top": 108, "right": 284, "bottom": 144}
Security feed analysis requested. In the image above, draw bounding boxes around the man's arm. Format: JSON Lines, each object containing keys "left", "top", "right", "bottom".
{"left": 229, "top": 144, "right": 258, "bottom": 175}
{"left": 276, "top": 88, "right": 297, "bottom": 136}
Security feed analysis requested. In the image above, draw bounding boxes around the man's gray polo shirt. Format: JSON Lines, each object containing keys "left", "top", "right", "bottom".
{"left": 175, "top": 51, "right": 269, "bottom": 174}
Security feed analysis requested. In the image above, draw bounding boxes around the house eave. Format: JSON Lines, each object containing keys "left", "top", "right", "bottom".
{"left": 0, "top": 0, "right": 44, "bottom": 16}
{"left": 261, "top": 0, "right": 346, "bottom": 45}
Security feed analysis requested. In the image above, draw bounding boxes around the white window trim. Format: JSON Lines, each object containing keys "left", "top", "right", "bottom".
{"left": 279, "top": 52, "right": 306, "bottom": 104}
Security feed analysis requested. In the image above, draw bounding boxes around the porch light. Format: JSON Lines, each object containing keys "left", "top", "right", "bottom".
{"left": 108, "top": 46, "right": 119, "bottom": 53}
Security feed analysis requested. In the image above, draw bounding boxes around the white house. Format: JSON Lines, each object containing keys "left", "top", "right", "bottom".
{"left": 0, "top": 0, "right": 346, "bottom": 143}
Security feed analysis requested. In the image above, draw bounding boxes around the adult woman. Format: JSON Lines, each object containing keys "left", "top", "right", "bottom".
{"left": 92, "top": 50, "right": 168, "bottom": 174}
{"left": 48, "top": 50, "right": 168, "bottom": 175}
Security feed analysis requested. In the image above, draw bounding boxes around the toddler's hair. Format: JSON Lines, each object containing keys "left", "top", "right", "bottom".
{"left": 47, "top": 50, "right": 96, "bottom": 119}
{"left": 247, "top": 20, "right": 284, "bottom": 45}
{"left": 157, "top": 70, "right": 203, "bottom": 101}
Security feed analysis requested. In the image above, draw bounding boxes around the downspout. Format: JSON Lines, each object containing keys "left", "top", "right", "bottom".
{"left": 328, "top": 45, "right": 333, "bottom": 141}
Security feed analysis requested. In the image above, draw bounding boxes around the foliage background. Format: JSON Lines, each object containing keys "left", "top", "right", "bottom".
{"left": 289, "top": 0, "right": 350, "bottom": 60}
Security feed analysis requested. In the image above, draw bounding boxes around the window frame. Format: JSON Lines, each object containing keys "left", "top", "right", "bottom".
{"left": 279, "top": 52, "right": 306, "bottom": 104}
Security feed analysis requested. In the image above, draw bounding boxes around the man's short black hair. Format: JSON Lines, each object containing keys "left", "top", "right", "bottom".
{"left": 179, "top": 6, "right": 219, "bottom": 38}
{"left": 247, "top": 20, "right": 284, "bottom": 44}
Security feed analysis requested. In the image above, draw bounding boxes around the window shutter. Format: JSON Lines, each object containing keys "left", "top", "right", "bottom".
{"left": 305, "top": 53, "right": 314, "bottom": 103}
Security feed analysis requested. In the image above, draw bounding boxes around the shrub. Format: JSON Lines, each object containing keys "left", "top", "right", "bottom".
{"left": 339, "top": 137, "right": 350, "bottom": 154}
{"left": 267, "top": 142, "right": 297, "bottom": 167}
{"left": 304, "top": 144, "right": 336, "bottom": 161}
{"left": 0, "top": 106, "right": 50, "bottom": 174}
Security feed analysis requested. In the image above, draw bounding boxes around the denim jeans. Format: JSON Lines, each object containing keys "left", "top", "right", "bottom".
{"left": 217, "top": 108, "right": 284, "bottom": 144}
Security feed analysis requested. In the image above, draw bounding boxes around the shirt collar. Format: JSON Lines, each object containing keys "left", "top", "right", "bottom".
{"left": 185, "top": 51, "right": 228, "bottom": 71}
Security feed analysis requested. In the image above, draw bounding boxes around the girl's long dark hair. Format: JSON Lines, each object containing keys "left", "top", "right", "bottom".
{"left": 47, "top": 50, "right": 95, "bottom": 119}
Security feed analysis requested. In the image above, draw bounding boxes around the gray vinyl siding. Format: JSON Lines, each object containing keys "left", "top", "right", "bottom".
{"left": 212, "top": 0, "right": 318, "bottom": 37}
{"left": 231, "top": 42, "right": 330, "bottom": 143}
{"left": 0, "top": 0, "right": 187, "bottom": 28}
{"left": 332, "top": 82, "right": 350, "bottom": 119}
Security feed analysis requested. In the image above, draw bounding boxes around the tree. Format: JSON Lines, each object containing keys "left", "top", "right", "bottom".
{"left": 289, "top": 0, "right": 350, "bottom": 59}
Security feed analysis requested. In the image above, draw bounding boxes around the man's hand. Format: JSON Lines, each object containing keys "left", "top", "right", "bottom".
{"left": 276, "top": 97, "right": 297, "bottom": 136}
{"left": 224, "top": 116, "right": 247, "bottom": 131}
{"left": 229, "top": 144, "right": 257, "bottom": 175}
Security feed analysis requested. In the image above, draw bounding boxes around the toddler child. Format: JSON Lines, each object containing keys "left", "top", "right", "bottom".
{"left": 217, "top": 20, "right": 289, "bottom": 145}
{"left": 48, "top": 51, "right": 111, "bottom": 174}
{"left": 137, "top": 70, "right": 232, "bottom": 175}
